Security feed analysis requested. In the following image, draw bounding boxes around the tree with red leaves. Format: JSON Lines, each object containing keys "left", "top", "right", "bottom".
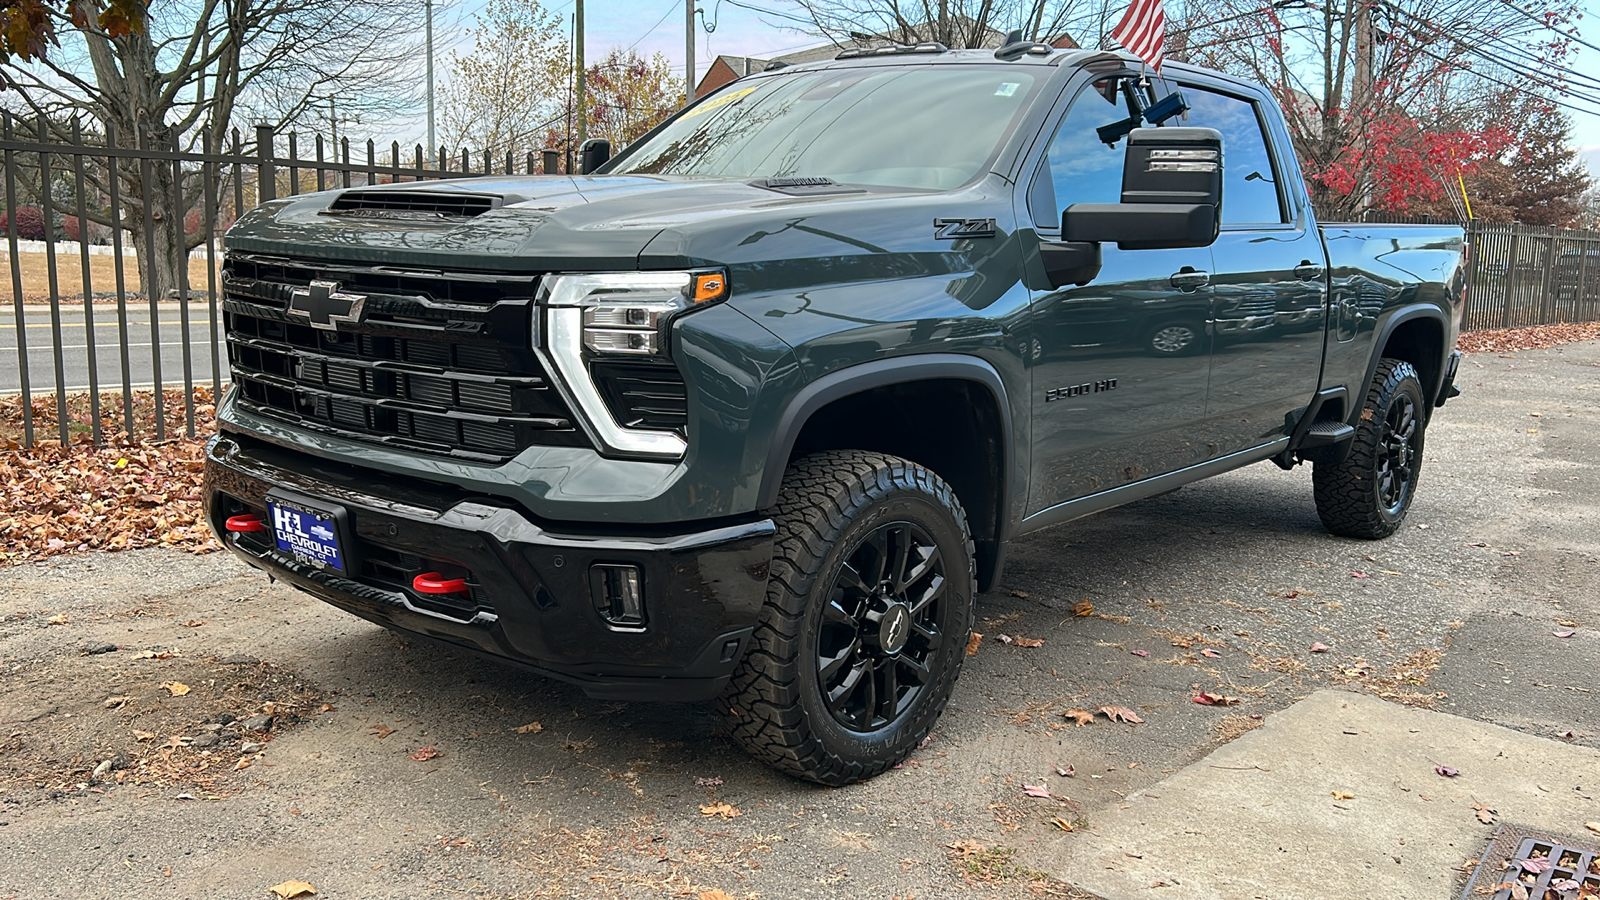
{"left": 1174, "top": 0, "right": 1583, "bottom": 220}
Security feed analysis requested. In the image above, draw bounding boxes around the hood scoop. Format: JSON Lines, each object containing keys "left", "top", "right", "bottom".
{"left": 324, "top": 189, "right": 503, "bottom": 220}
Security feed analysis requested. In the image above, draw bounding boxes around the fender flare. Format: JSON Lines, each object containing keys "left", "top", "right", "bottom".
{"left": 1356, "top": 304, "right": 1450, "bottom": 416}
{"left": 756, "top": 353, "right": 1016, "bottom": 538}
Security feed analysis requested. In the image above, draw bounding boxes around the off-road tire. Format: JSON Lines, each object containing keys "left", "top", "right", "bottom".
{"left": 1313, "top": 358, "right": 1426, "bottom": 539}
{"left": 721, "top": 450, "right": 976, "bottom": 785}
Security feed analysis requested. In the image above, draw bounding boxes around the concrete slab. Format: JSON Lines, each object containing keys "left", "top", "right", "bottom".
{"left": 1028, "top": 690, "right": 1600, "bottom": 900}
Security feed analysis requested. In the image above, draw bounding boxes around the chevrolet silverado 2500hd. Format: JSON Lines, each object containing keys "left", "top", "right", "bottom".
{"left": 204, "top": 42, "right": 1466, "bottom": 785}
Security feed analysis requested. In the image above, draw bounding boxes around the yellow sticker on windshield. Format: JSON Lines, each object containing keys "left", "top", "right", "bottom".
{"left": 682, "top": 86, "right": 759, "bottom": 119}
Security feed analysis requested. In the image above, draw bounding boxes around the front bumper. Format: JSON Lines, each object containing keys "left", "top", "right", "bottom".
{"left": 203, "top": 432, "right": 774, "bottom": 701}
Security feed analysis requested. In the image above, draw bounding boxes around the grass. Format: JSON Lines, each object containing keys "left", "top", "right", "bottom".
{"left": 2, "top": 247, "right": 221, "bottom": 303}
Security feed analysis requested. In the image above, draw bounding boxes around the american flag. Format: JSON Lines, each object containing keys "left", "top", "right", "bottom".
{"left": 1111, "top": 0, "right": 1166, "bottom": 72}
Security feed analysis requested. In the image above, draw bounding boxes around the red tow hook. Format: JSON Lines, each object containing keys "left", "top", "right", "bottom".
{"left": 413, "top": 572, "right": 468, "bottom": 594}
{"left": 225, "top": 514, "right": 268, "bottom": 533}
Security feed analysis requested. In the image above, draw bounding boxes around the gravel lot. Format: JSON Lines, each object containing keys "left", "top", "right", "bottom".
{"left": 2, "top": 341, "right": 1596, "bottom": 900}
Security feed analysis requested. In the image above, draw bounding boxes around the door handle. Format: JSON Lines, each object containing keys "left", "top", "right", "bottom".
{"left": 1170, "top": 268, "right": 1210, "bottom": 291}
{"left": 1294, "top": 260, "right": 1325, "bottom": 280}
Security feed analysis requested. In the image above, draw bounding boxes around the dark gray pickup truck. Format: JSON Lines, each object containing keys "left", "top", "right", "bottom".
{"left": 203, "top": 42, "right": 1466, "bottom": 784}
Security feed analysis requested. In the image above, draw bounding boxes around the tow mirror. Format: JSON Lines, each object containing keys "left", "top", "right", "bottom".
{"left": 579, "top": 138, "right": 612, "bottom": 174}
{"left": 1062, "top": 126, "right": 1223, "bottom": 251}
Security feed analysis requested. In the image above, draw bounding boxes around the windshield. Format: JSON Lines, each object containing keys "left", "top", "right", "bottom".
{"left": 609, "top": 66, "right": 1043, "bottom": 191}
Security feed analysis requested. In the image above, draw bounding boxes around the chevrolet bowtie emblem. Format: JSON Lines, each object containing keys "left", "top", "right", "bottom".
{"left": 287, "top": 280, "right": 367, "bottom": 331}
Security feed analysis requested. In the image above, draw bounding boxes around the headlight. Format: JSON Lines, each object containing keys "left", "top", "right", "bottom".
{"left": 540, "top": 270, "right": 728, "bottom": 357}
{"left": 535, "top": 269, "right": 727, "bottom": 459}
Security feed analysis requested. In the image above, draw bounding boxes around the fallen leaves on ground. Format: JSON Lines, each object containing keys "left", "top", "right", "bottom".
{"left": 1553, "top": 630, "right": 1576, "bottom": 638}
{"left": 1130, "top": 649, "right": 1150, "bottom": 657}
{"left": 268, "top": 881, "right": 317, "bottom": 899}
{"left": 965, "top": 632, "right": 983, "bottom": 656}
{"left": 1050, "top": 817, "right": 1076, "bottom": 832}
{"left": 1310, "top": 642, "right": 1332, "bottom": 653}
{"left": 161, "top": 681, "right": 191, "bottom": 696}
{"left": 1331, "top": 790, "right": 1355, "bottom": 800}
{"left": 698, "top": 891, "right": 737, "bottom": 900}
{"left": 1097, "top": 705, "right": 1143, "bottom": 724}
{"left": 1022, "top": 783, "right": 1054, "bottom": 799}
{"left": 699, "top": 802, "right": 740, "bottom": 818}
{"left": 1013, "top": 637, "right": 1044, "bottom": 648}
{"left": 1200, "top": 648, "right": 1222, "bottom": 659}
{"left": 1071, "top": 599, "right": 1094, "bottom": 617}
{"left": 514, "top": 722, "right": 543, "bottom": 734}
{"left": 1191, "top": 692, "right": 1241, "bottom": 706}
{"left": 1351, "top": 571, "right": 1369, "bottom": 579}
{"left": 1471, "top": 802, "right": 1496, "bottom": 824}
{"left": 408, "top": 746, "right": 441, "bottom": 761}
{"left": 1586, "top": 821, "right": 1600, "bottom": 835}
{"left": 1434, "top": 765, "right": 1459, "bottom": 777}
{"left": 46, "top": 614, "right": 69, "bottom": 625}
{"left": 1061, "top": 708, "right": 1095, "bottom": 726}
{"left": 1054, "top": 763, "right": 1074, "bottom": 777}
{"left": 1517, "top": 856, "right": 1553, "bottom": 874}
{"left": 1457, "top": 323, "right": 1600, "bottom": 353}
{"left": 368, "top": 724, "right": 395, "bottom": 739}
{"left": 1, "top": 389, "right": 220, "bottom": 566}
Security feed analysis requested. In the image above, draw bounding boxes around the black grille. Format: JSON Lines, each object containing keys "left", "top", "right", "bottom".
{"left": 325, "top": 189, "right": 500, "bottom": 219}
{"left": 590, "top": 359, "right": 689, "bottom": 432}
{"left": 224, "top": 254, "right": 586, "bottom": 461}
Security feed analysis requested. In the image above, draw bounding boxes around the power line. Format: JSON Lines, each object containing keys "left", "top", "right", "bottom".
{"left": 627, "top": 0, "right": 681, "bottom": 52}
{"left": 1493, "top": 0, "right": 1600, "bottom": 57}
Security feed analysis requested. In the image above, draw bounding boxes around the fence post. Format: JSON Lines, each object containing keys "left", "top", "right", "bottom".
{"left": 1538, "top": 227, "right": 1558, "bottom": 325}
{"left": 1578, "top": 231, "right": 1594, "bottom": 322}
{"left": 256, "top": 124, "right": 277, "bottom": 203}
{"left": 1501, "top": 226, "right": 1519, "bottom": 329}
{"left": 543, "top": 150, "right": 559, "bottom": 174}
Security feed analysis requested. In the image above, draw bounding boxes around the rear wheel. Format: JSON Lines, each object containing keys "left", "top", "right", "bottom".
{"left": 721, "top": 451, "right": 975, "bottom": 785}
{"left": 1313, "top": 358, "right": 1426, "bottom": 539}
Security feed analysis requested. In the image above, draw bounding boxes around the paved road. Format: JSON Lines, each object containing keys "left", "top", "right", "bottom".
{"left": 1, "top": 302, "right": 226, "bottom": 396}
{"left": 0, "top": 342, "right": 1595, "bottom": 899}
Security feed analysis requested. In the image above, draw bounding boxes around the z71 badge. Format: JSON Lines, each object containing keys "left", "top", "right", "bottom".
{"left": 934, "top": 217, "right": 997, "bottom": 240}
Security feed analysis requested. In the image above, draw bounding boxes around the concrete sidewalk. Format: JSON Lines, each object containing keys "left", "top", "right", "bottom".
{"left": 1028, "top": 690, "right": 1600, "bottom": 899}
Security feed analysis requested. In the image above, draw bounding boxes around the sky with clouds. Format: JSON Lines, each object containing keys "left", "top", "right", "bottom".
{"left": 418, "top": 0, "right": 1600, "bottom": 177}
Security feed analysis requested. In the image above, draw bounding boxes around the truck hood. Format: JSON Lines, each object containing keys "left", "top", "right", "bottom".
{"left": 223, "top": 174, "right": 962, "bottom": 274}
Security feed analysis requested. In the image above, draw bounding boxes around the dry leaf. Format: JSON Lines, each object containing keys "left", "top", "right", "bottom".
{"left": 1471, "top": 802, "right": 1496, "bottom": 824}
{"left": 1192, "top": 692, "right": 1241, "bottom": 706}
{"left": 1585, "top": 821, "right": 1600, "bottom": 835}
{"left": 1351, "top": 571, "right": 1369, "bottom": 578}
{"left": 1130, "top": 649, "right": 1150, "bottom": 657}
{"left": 1098, "top": 705, "right": 1143, "bottom": 724}
{"left": 1331, "top": 790, "right": 1355, "bottom": 800}
{"left": 234, "top": 758, "right": 252, "bottom": 771}
{"left": 514, "top": 722, "right": 543, "bottom": 734}
{"left": 1518, "top": 857, "right": 1554, "bottom": 874}
{"left": 1434, "top": 765, "right": 1459, "bottom": 777}
{"left": 965, "top": 632, "right": 983, "bottom": 656}
{"left": 1200, "top": 648, "right": 1222, "bottom": 659}
{"left": 46, "top": 614, "right": 69, "bottom": 625}
{"left": 1062, "top": 708, "right": 1095, "bottom": 726}
{"left": 1022, "top": 783, "right": 1053, "bottom": 799}
{"left": 1050, "top": 817, "right": 1076, "bottom": 832}
{"left": 699, "top": 802, "right": 740, "bottom": 818}
{"left": 409, "top": 746, "right": 441, "bottom": 761}
{"left": 1553, "top": 630, "right": 1576, "bottom": 638}
{"left": 368, "top": 724, "right": 395, "bottom": 739}
{"left": 132, "top": 729, "right": 156, "bottom": 742}
{"left": 699, "top": 892, "right": 737, "bottom": 900}
{"left": 268, "top": 881, "right": 316, "bottom": 899}
{"left": 181, "top": 620, "right": 205, "bottom": 627}
{"left": 1055, "top": 763, "right": 1075, "bottom": 777}
{"left": 997, "top": 633, "right": 1015, "bottom": 644}
{"left": 1008, "top": 589, "right": 1029, "bottom": 599}
{"left": 1309, "top": 642, "right": 1332, "bottom": 653}
{"left": 161, "top": 681, "right": 191, "bottom": 696}
{"left": 1071, "top": 599, "right": 1094, "bottom": 617}
{"left": 1014, "top": 637, "right": 1045, "bottom": 648}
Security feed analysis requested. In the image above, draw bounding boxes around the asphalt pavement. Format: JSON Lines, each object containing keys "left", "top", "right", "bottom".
{"left": 2, "top": 302, "right": 225, "bottom": 396}
{"left": 0, "top": 341, "right": 1596, "bottom": 899}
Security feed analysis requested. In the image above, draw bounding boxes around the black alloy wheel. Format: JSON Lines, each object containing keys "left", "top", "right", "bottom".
{"left": 1376, "top": 391, "right": 1420, "bottom": 515}
{"left": 1313, "top": 357, "right": 1427, "bottom": 539}
{"left": 816, "top": 521, "right": 946, "bottom": 732}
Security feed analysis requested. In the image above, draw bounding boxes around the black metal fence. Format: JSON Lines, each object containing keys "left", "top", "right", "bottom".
{"left": 2, "top": 114, "right": 555, "bottom": 449}
{"left": 1463, "top": 222, "right": 1600, "bottom": 332}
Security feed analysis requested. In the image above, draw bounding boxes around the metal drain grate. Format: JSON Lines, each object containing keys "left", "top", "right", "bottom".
{"left": 1460, "top": 827, "right": 1600, "bottom": 900}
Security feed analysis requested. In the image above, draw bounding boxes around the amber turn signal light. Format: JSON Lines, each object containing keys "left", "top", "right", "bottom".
{"left": 692, "top": 272, "right": 727, "bottom": 304}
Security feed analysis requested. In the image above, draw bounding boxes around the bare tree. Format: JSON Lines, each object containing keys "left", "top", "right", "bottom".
{"left": 437, "top": 0, "right": 568, "bottom": 164}
{"left": 0, "top": 0, "right": 431, "bottom": 300}
{"left": 788, "top": 0, "right": 1111, "bottom": 50}
{"left": 1172, "top": 0, "right": 1583, "bottom": 218}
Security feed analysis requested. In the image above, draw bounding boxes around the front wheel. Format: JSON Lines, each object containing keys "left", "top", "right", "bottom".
{"left": 1313, "top": 358, "right": 1426, "bottom": 539}
{"left": 721, "top": 451, "right": 976, "bottom": 785}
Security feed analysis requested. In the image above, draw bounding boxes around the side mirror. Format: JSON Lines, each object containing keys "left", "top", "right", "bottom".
{"left": 579, "top": 138, "right": 611, "bottom": 174}
{"left": 1063, "top": 126, "right": 1222, "bottom": 251}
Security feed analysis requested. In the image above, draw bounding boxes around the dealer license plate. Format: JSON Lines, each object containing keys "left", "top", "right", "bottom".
{"left": 268, "top": 499, "right": 346, "bottom": 572}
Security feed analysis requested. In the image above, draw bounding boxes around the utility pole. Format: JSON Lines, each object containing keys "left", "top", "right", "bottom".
{"left": 685, "top": 0, "right": 696, "bottom": 105}
{"left": 575, "top": 0, "right": 587, "bottom": 148}
{"left": 1353, "top": 0, "right": 1374, "bottom": 212}
{"left": 426, "top": 0, "right": 436, "bottom": 156}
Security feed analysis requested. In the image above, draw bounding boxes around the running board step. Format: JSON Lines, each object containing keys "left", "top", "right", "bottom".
{"left": 1298, "top": 421, "right": 1355, "bottom": 448}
